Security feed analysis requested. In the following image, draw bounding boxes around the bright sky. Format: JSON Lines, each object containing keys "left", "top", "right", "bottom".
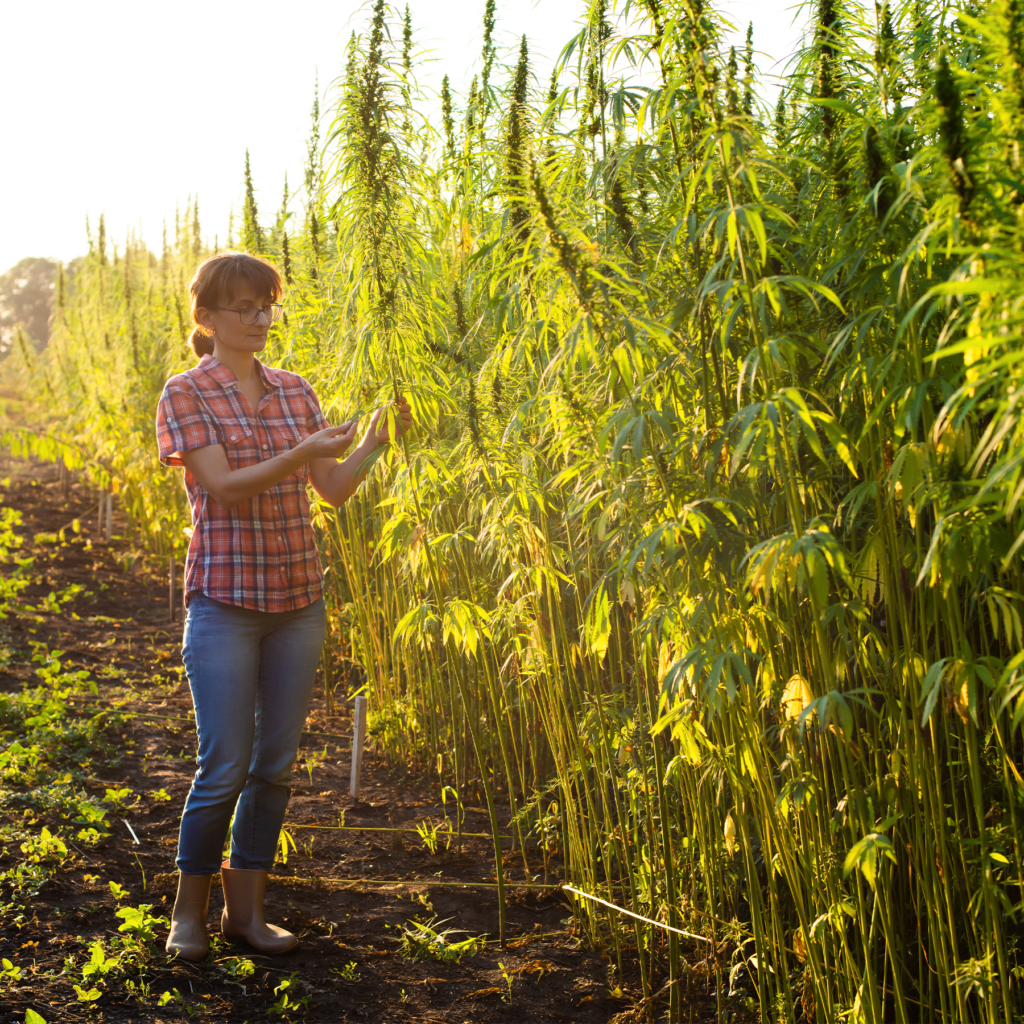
{"left": 1, "top": 0, "right": 806, "bottom": 274}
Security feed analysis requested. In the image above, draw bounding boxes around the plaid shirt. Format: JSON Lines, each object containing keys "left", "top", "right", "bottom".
{"left": 156, "top": 354, "right": 330, "bottom": 612}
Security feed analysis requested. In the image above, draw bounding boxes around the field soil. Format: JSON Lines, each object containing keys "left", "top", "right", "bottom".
{"left": 0, "top": 456, "right": 675, "bottom": 1024}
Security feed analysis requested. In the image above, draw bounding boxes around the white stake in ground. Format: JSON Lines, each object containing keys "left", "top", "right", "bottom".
{"left": 350, "top": 695, "right": 368, "bottom": 801}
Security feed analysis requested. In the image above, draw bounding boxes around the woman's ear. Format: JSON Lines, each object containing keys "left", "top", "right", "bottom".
{"left": 196, "top": 306, "right": 216, "bottom": 332}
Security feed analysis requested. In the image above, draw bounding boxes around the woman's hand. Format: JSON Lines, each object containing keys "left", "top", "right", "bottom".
{"left": 308, "top": 400, "right": 413, "bottom": 507}
{"left": 368, "top": 397, "right": 413, "bottom": 446}
{"left": 297, "top": 422, "right": 358, "bottom": 460}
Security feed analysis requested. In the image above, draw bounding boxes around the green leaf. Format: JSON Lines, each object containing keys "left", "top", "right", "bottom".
{"left": 744, "top": 208, "right": 768, "bottom": 263}
{"left": 843, "top": 833, "right": 896, "bottom": 889}
{"left": 583, "top": 584, "right": 612, "bottom": 659}
{"left": 920, "top": 658, "right": 949, "bottom": 726}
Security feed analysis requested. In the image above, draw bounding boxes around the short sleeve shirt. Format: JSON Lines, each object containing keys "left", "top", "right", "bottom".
{"left": 155, "top": 354, "right": 330, "bottom": 612}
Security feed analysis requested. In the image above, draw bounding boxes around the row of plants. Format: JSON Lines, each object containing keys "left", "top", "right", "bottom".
{"left": 7, "top": 0, "right": 1024, "bottom": 1019}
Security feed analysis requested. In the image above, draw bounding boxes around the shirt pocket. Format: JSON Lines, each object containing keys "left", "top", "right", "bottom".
{"left": 219, "top": 422, "right": 256, "bottom": 470}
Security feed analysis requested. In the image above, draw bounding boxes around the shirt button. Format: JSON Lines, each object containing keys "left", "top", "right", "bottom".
{"left": 230, "top": 435, "right": 237, "bottom": 441}
{"left": 263, "top": 444, "right": 268, "bottom": 450}
{"left": 278, "top": 536, "right": 283, "bottom": 542}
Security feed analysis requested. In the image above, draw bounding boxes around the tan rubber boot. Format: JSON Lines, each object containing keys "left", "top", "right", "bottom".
{"left": 220, "top": 861, "right": 298, "bottom": 954}
{"left": 165, "top": 872, "right": 212, "bottom": 961}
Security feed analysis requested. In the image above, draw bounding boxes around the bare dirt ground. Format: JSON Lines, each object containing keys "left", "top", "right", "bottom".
{"left": 0, "top": 456, "right": 657, "bottom": 1024}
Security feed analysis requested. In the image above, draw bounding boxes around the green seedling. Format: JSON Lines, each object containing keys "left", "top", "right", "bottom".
{"left": 498, "top": 961, "right": 514, "bottom": 1003}
{"left": 440, "top": 785, "right": 462, "bottom": 851}
{"left": 102, "top": 786, "right": 137, "bottom": 814}
{"left": 80, "top": 940, "right": 119, "bottom": 987}
{"left": 73, "top": 984, "right": 102, "bottom": 1003}
{"left": 109, "top": 880, "right": 128, "bottom": 900}
{"left": 115, "top": 903, "right": 168, "bottom": 946}
{"left": 148, "top": 787, "right": 172, "bottom": 802}
{"left": 1, "top": 958, "right": 23, "bottom": 986}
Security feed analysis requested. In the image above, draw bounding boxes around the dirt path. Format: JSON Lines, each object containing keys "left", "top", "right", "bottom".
{"left": 0, "top": 457, "right": 629, "bottom": 1024}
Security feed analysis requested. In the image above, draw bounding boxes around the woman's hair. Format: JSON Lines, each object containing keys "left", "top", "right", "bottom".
{"left": 187, "top": 251, "right": 283, "bottom": 358}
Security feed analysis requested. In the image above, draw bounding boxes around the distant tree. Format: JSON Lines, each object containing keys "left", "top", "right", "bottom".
{"left": 0, "top": 257, "right": 60, "bottom": 355}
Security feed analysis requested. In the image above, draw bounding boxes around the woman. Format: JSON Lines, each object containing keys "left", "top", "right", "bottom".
{"left": 156, "top": 251, "right": 411, "bottom": 961}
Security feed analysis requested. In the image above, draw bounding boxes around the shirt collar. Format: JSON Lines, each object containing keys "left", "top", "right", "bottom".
{"left": 198, "top": 353, "right": 282, "bottom": 391}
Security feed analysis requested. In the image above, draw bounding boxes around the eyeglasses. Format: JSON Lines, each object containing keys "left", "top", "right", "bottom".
{"left": 213, "top": 303, "right": 284, "bottom": 325}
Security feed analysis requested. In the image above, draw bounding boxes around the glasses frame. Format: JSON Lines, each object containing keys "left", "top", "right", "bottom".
{"left": 212, "top": 303, "right": 284, "bottom": 325}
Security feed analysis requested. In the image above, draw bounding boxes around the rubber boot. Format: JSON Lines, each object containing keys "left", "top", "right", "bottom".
{"left": 220, "top": 860, "right": 298, "bottom": 954}
{"left": 165, "top": 872, "right": 212, "bottom": 961}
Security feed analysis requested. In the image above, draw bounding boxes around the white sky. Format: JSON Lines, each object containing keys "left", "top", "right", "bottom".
{"left": 1, "top": 0, "right": 806, "bottom": 274}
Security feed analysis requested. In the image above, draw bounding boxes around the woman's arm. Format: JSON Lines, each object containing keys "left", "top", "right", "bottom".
{"left": 308, "top": 399, "right": 413, "bottom": 507}
{"left": 180, "top": 422, "right": 358, "bottom": 510}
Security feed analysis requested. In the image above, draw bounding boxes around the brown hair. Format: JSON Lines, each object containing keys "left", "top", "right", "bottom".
{"left": 187, "top": 251, "right": 283, "bottom": 358}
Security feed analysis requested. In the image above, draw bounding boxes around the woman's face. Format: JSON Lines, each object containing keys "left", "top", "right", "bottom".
{"left": 198, "top": 289, "right": 275, "bottom": 356}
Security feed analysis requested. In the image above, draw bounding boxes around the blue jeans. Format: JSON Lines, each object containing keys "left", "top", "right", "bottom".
{"left": 176, "top": 594, "right": 327, "bottom": 874}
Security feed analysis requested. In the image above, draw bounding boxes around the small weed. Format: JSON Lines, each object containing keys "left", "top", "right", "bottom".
{"left": 157, "top": 988, "right": 204, "bottom": 1018}
{"left": 275, "top": 828, "right": 297, "bottom": 867}
{"left": 223, "top": 956, "right": 255, "bottom": 978}
{"left": 76, "top": 826, "right": 107, "bottom": 846}
{"left": 35, "top": 584, "right": 84, "bottom": 614}
{"left": 300, "top": 745, "right": 328, "bottom": 786}
{"left": 19, "top": 826, "right": 68, "bottom": 868}
{"left": 265, "top": 971, "right": 312, "bottom": 1019}
{"left": 415, "top": 819, "right": 443, "bottom": 855}
{"left": 115, "top": 903, "right": 168, "bottom": 946}
{"left": 148, "top": 787, "right": 172, "bottom": 802}
{"left": 330, "top": 961, "right": 361, "bottom": 983}
{"left": 394, "top": 916, "right": 484, "bottom": 963}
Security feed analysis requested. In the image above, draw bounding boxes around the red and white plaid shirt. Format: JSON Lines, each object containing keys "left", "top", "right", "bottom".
{"left": 156, "top": 354, "right": 330, "bottom": 612}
